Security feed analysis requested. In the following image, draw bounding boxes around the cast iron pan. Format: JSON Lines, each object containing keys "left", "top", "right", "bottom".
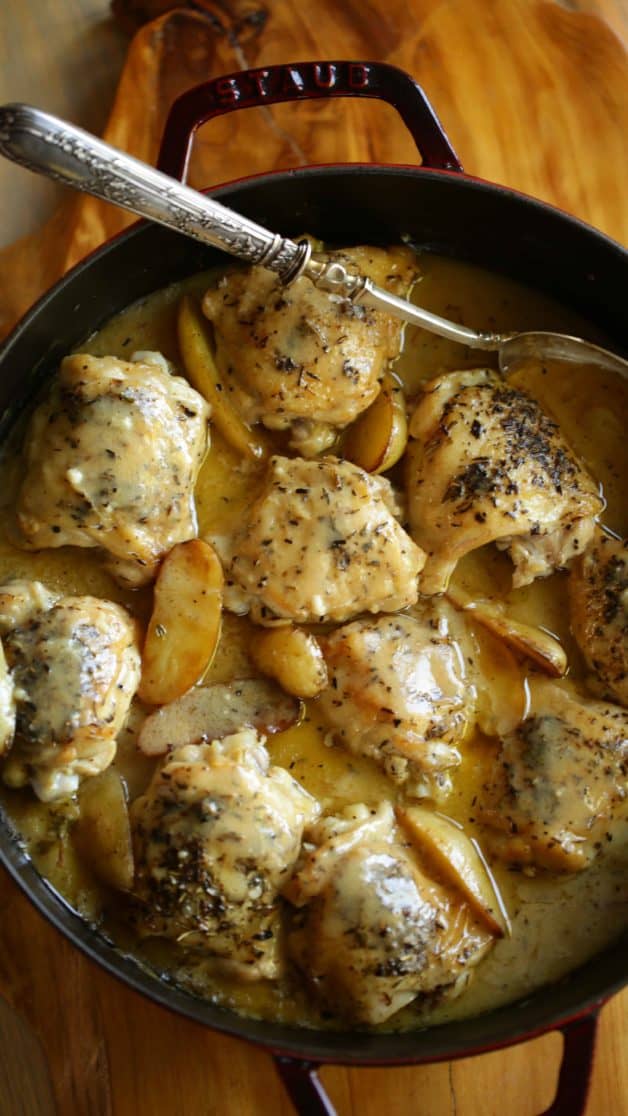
{"left": 0, "top": 61, "right": 626, "bottom": 1116}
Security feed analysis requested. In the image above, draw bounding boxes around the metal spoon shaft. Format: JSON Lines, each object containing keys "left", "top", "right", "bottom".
{"left": 359, "top": 279, "right": 509, "bottom": 348}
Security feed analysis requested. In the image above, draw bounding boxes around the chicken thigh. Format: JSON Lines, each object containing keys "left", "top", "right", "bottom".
{"left": 569, "top": 531, "right": 627, "bottom": 706}
{"left": 477, "top": 679, "right": 628, "bottom": 872}
{"left": 0, "top": 584, "right": 141, "bottom": 801}
{"left": 285, "top": 802, "right": 494, "bottom": 1024}
{"left": 318, "top": 605, "right": 471, "bottom": 797}
{"left": 16, "top": 353, "right": 210, "bottom": 587}
{"left": 406, "top": 370, "right": 603, "bottom": 594}
{"left": 131, "top": 730, "right": 319, "bottom": 980}
{"left": 0, "top": 579, "right": 60, "bottom": 759}
{"left": 202, "top": 245, "right": 418, "bottom": 455}
{"left": 217, "top": 455, "right": 425, "bottom": 624}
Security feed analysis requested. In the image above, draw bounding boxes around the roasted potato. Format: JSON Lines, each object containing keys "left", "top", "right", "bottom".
{"left": 466, "top": 619, "right": 527, "bottom": 737}
{"left": 342, "top": 371, "right": 407, "bottom": 474}
{"left": 138, "top": 678, "right": 303, "bottom": 756}
{"left": 397, "top": 805, "right": 509, "bottom": 937}
{"left": 250, "top": 626, "right": 328, "bottom": 698}
{"left": 447, "top": 584, "right": 567, "bottom": 677}
{"left": 178, "top": 294, "right": 268, "bottom": 461}
{"left": 73, "top": 768, "right": 134, "bottom": 891}
{"left": 138, "top": 539, "right": 223, "bottom": 706}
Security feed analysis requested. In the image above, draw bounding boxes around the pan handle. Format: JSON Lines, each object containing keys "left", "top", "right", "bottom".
{"left": 274, "top": 1058, "right": 335, "bottom": 1116}
{"left": 272, "top": 1009, "right": 600, "bottom": 1116}
{"left": 542, "top": 1010, "right": 600, "bottom": 1116}
{"left": 157, "top": 60, "right": 462, "bottom": 182}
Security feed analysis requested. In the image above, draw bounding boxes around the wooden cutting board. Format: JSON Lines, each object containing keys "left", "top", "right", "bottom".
{"left": 0, "top": 1, "right": 627, "bottom": 1113}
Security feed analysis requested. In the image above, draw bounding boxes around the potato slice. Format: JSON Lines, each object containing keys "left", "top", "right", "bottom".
{"left": 138, "top": 539, "right": 223, "bottom": 706}
{"left": 138, "top": 678, "right": 302, "bottom": 756}
{"left": 178, "top": 294, "right": 268, "bottom": 462}
{"left": 397, "top": 804, "right": 509, "bottom": 937}
{"left": 73, "top": 768, "right": 134, "bottom": 892}
{"left": 250, "top": 626, "right": 328, "bottom": 698}
{"left": 470, "top": 621, "right": 527, "bottom": 737}
{"left": 447, "top": 584, "right": 566, "bottom": 677}
{"left": 343, "top": 372, "right": 407, "bottom": 474}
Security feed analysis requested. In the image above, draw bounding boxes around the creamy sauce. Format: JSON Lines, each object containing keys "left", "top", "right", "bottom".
{"left": 0, "top": 254, "right": 626, "bottom": 1032}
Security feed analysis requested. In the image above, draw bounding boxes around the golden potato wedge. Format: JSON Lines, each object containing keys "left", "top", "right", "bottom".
{"left": 178, "top": 294, "right": 268, "bottom": 462}
{"left": 73, "top": 768, "right": 134, "bottom": 891}
{"left": 396, "top": 805, "right": 509, "bottom": 937}
{"left": 250, "top": 626, "right": 328, "bottom": 698}
{"left": 138, "top": 539, "right": 223, "bottom": 706}
{"left": 343, "top": 372, "right": 407, "bottom": 474}
{"left": 467, "top": 619, "right": 527, "bottom": 737}
{"left": 138, "top": 678, "right": 303, "bottom": 756}
{"left": 447, "top": 584, "right": 567, "bottom": 677}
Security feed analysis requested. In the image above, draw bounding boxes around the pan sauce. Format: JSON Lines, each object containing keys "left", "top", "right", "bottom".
{"left": 0, "top": 253, "right": 626, "bottom": 1030}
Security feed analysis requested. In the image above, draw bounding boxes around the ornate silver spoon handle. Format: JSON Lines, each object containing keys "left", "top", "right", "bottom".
{"left": 0, "top": 103, "right": 310, "bottom": 280}
{"left": 0, "top": 102, "right": 508, "bottom": 349}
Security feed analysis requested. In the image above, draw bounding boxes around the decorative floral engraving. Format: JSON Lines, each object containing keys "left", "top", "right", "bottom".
{"left": 0, "top": 105, "right": 306, "bottom": 278}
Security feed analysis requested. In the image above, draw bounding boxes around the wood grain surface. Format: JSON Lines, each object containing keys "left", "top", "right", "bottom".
{"left": 0, "top": 1, "right": 627, "bottom": 1113}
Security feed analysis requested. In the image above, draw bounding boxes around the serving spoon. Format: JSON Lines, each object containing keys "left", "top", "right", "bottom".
{"left": 0, "top": 103, "right": 626, "bottom": 378}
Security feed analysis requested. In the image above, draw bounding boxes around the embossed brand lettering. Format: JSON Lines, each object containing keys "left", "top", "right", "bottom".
{"left": 349, "top": 64, "right": 369, "bottom": 89}
{"left": 208, "top": 61, "right": 374, "bottom": 111}
{"left": 249, "top": 69, "right": 270, "bottom": 96}
{"left": 282, "top": 67, "right": 305, "bottom": 93}
{"left": 215, "top": 77, "right": 238, "bottom": 104}
{"left": 313, "top": 63, "right": 336, "bottom": 89}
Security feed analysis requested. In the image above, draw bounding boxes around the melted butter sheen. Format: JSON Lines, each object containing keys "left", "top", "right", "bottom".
{"left": 0, "top": 255, "right": 626, "bottom": 1032}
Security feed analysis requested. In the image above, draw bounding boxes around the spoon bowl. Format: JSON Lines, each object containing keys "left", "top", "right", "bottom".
{"left": 496, "top": 331, "right": 628, "bottom": 378}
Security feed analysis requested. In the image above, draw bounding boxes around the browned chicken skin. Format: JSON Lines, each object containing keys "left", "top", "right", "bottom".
{"left": 569, "top": 531, "right": 628, "bottom": 706}
{"left": 202, "top": 245, "right": 417, "bottom": 455}
{"left": 477, "top": 679, "right": 628, "bottom": 872}
{"left": 131, "top": 730, "right": 320, "bottom": 980}
{"left": 406, "top": 370, "right": 603, "bottom": 594}
{"left": 318, "top": 605, "right": 471, "bottom": 797}
{"left": 285, "top": 803, "right": 494, "bottom": 1024}
{"left": 217, "top": 455, "right": 425, "bottom": 624}
{"left": 0, "top": 581, "right": 141, "bottom": 801}
{"left": 16, "top": 353, "right": 210, "bottom": 587}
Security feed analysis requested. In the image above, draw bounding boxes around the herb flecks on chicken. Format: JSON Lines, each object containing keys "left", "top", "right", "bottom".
{"left": 15, "top": 353, "right": 210, "bottom": 587}
{"left": 216, "top": 455, "right": 425, "bottom": 624}
{"left": 406, "top": 369, "right": 603, "bottom": 594}
{"left": 202, "top": 245, "right": 418, "bottom": 456}
{"left": 477, "top": 679, "right": 628, "bottom": 872}
{"left": 318, "top": 606, "right": 471, "bottom": 798}
{"left": 130, "top": 730, "right": 319, "bottom": 980}
{"left": 569, "top": 531, "right": 628, "bottom": 706}
{"left": 285, "top": 802, "right": 494, "bottom": 1024}
{"left": 0, "top": 580, "right": 141, "bottom": 802}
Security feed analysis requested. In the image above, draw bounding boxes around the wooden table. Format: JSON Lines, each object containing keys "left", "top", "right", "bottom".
{"left": 0, "top": 1, "right": 627, "bottom": 1113}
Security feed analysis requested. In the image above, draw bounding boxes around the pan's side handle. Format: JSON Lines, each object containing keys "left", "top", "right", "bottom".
{"left": 543, "top": 1010, "right": 599, "bottom": 1116}
{"left": 274, "top": 1057, "right": 337, "bottom": 1116}
{"left": 272, "top": 1009, "right": 600, "bottom": 1116}
{"left": 157, "top": 60, "right": 462, "bottom": 182}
